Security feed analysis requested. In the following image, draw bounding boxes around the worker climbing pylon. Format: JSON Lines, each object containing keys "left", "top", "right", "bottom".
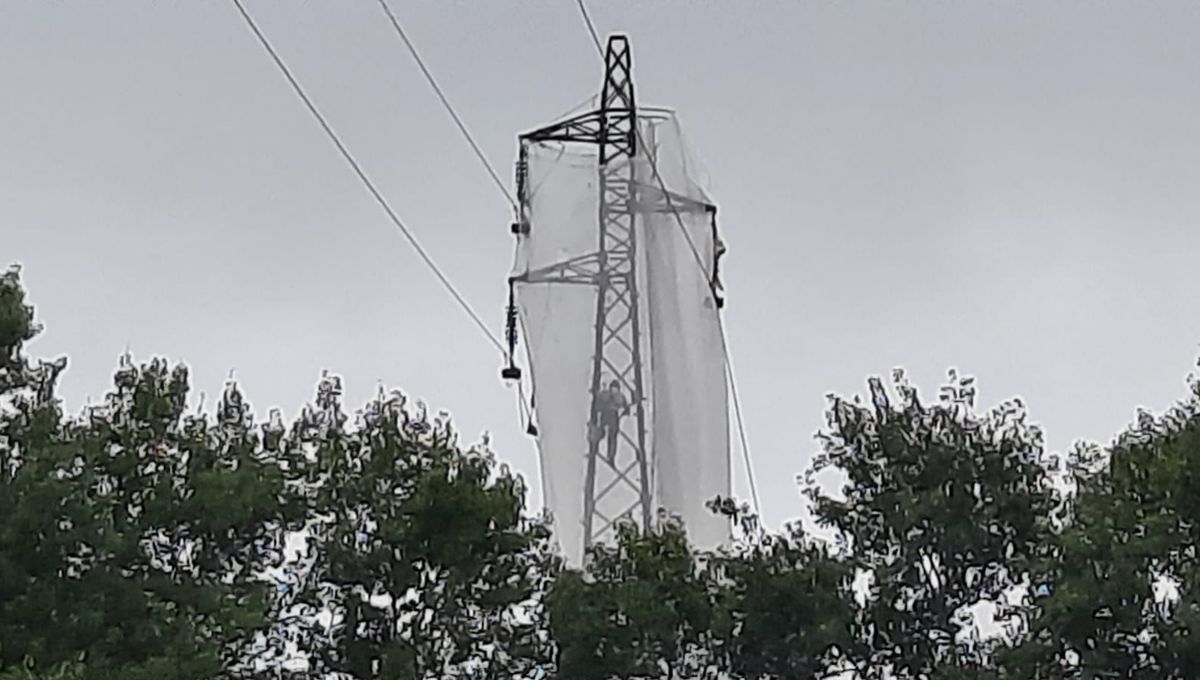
{"left": 712, "top": 222, "right": 726, "bottom": 309}
{"left": 591, "top": 379, "right": 629, "bottom": 465}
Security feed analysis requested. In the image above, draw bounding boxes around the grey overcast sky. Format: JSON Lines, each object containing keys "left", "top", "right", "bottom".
{"left": 4, "top": 1, "right": 1200, "bottom": 529}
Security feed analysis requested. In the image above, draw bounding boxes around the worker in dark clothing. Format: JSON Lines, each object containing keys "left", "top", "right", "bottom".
{"left": 594, "top": 380, "right": 629, "bottom": 464}
{"left": 713, "top": 235, "right": 726, "bottom": 308}
{"left": 711, "top": 215, "right": 726, "bottom": 309}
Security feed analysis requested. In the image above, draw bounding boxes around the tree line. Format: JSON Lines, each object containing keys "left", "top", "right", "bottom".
{"left": 3, "top": 265, "right": 1199, "bottom": 679}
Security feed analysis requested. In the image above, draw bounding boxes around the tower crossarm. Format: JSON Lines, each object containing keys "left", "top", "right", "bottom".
{"left": 520, "top": 111, "right": 607, "bottom": 145}
{"left": 631, "top": 181, "right": 715, "bottom": 216}
{"left": 511, "top": 252, "right": 605, "bottom": 286}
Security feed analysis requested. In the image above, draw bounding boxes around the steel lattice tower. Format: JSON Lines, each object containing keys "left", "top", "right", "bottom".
{"left": 505, "top": 35, "right": 718, "bottom": 555}
{"left": 508, "top": 36, "right": 650, "bottom": 551}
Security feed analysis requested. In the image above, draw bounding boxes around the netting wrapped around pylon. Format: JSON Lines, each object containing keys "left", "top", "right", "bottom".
{"left": 512, "top": 109, "right": 730, "bottom": 567}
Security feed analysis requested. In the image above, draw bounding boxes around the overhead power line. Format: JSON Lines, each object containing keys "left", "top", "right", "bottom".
{"left": 372, "top": 0, "right": 517, "bottom": 212}
{"left": 368, "top": 0, "right": 546, "bottom": 428}
{"left": 722, "top": 326, "right": 763, "bottom": 517}
{"left": 573, "top": 0, "right": 764, "bottom": 520}
{"left": 227, "top": 0, "right": 505, "bottom": 355}
{"left": 576, "top": 0, "right": 604, "bottom": 54}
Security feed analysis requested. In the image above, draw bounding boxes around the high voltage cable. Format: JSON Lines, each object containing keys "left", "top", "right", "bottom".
{"left": 576, "top": 0, "right": 604, "bottom": 54}
{"left": 574, "top": 0, "right": 764, "bottom": 519}
{"left": 372, "top": 0, "right": 517, "bottom": 211}
{"left": 227, "top": 0, "right": 505, "bottom": 355}
{"left": 372, "top": 0, "right": 734, "bottom": 496}
{"left": 721, "top": 325, "right": 763, "bottom": 517}
{"left": 369, "top": 0, "right": 557, "bottom": 430}
{"left": 234, "top": 0, "right": 760, "bottom": 513}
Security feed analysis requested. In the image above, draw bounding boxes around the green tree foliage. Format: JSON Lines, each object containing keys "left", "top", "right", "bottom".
{"left": 0, "top": 266, "right": 301, "bottom": 678}
{"left": 0, "top": 656, "right": 85, "bottom": 680}
{"left": 807, "top": 369, "right": 1058, "bottom": 678}
{"left": 709, "top": 511, "right": 857, "bottom": 680}
{"left": 1008, "top": 371, "right": 1200, "bottom": 678}
{"left": 0, "top": 267, "right": 555, "bottom": 679}
{"left": 272, "top": 374, "right": 558, "bottom": 680}
{"left": 19, "top": 259, "right": 1200, "bottom": 679}
{"left": 0, "top": 266, "right": 36, "bottom": 376}
{"left": 548, "top": 508, "right": 856, "bottom": 680}
{"left": 548, "top": 519, "right": 718, "bottom": 680}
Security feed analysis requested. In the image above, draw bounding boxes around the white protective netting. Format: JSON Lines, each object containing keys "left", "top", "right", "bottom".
{"left": 513, "top": 109, "right": 730, "bottom": 566}
{"left": 639, "top": 113, "right": 731, "bottom": 556}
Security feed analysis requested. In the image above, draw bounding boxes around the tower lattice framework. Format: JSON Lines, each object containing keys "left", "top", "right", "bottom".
{"left": 507, "top": 35, "right": 716, "bottom": 553}
{"left": 512, "top": 36, "right": 649, "bottom": 551}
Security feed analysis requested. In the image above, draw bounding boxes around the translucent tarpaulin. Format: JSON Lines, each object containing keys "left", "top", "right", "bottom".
{"left": 512, "top": 109, "right": 730, "bottom": 567}
{"left": 639, "top": 113, "right": 731, "bottom": 557}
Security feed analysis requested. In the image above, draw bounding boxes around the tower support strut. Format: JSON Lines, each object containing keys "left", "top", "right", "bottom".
{"left": 515, "top": 36, "right": 650, "bottom": 552}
